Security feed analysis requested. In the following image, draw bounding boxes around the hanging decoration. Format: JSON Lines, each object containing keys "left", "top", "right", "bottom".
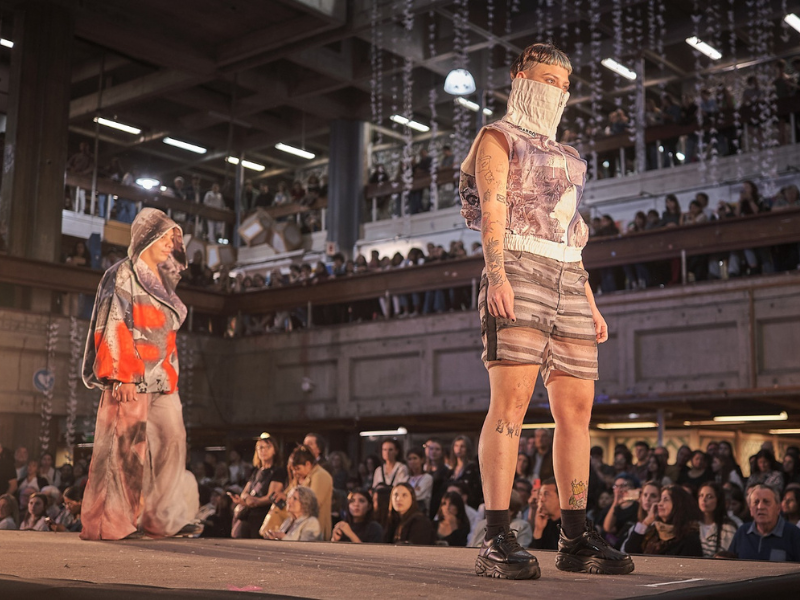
{"left": 428, "top": 11, "right": 439, "bottom": 208}
{"left": 727, "top": 0, "right": 743, "bottom": 180}
{"left": 625, "top": 3, "right": 643, "bottom": 148}
{"left": 400, "top": 0, "right": 415, "bottom": 212}
{"left": 64, "top": 317, "right": 81, "bottom": 462}
{"left": 504, "top": 0, "right": 521, "bottom": 69}
{"left": 39, "top": 319, "right": 59, "bottom": 458}
{"left": 588, "top": 0, "right": 603, "bottom": 179}
{"left": 751, "top": 0, "right": 779, "bottom": 189}
{"left": 704, "top": 0, "right": 723, "bottom": 184}
{"left": 485, "top": 0, "right": 496, "bottom": 119}
{"left": 690, "top": 2, "right": 707, "bottom": 178}
{"left": 451, "top": 0, "right": 472, "bottom": 166}
{"left": 178, "top": 334, "right": 194, "bottom": 448}
{"left": 572, "top": 0, "right": 585, "bottom": 141}
{"left": 541, "top": 0, "right": 554, "bottom": 44}
{"left": 370, "top": 0, "right": 384, "bottom": 145}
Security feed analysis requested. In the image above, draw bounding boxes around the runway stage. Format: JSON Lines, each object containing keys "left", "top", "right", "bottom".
{"left": 1, "top": 532, "right": 799, "bottom": 599}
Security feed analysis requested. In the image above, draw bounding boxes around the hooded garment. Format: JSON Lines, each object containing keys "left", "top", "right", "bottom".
{"left": 459, "top": 77, "right": 589, "bottom": 263}
{"left": 82, "top": 208, "right": 188, "bottom": 394}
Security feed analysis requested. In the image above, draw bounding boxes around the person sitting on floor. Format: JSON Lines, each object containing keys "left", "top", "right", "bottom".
{"left": 383, "top": 482, "right": 435, "bottom": 545}
{"left": 47, "top": 486, "right": 83, "bottom": 533}
{"left": 697, "top": 482, "right": 737, "bottom": 558}
{"left": 20, "top": 492, "right": 49, "bottom": 531}
{"left": 530, "top": 478, "right": 562, "bottom": 550}
{"left": 620, "top": 481, "right": 661, "bottom": 553}
{"left": 728, "top": 484, "right": 800, "bottom": 562}
{"left": 263, "top": 486, "right": 322, "bottom": 542}
{"left": 435, "top": 491, "right": 471, "bottom": 547}
{"left": 331, "top": 489, "right": 383, "bottom": 544}
{"left": 624, "top": 485, "right": 703, "bottom": 557}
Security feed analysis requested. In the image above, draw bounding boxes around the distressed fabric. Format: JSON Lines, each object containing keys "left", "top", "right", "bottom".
{"left": 460, "top": 78, "right": 589, "bottom": 262}
{"left": 80, "top": 390, "right": 199, "bottom": 540}
{"left": 478, "top": 250, "right": 598, "bottom": 383}
{"left": 82, "top": 208, "right": 188, "bottom": 394}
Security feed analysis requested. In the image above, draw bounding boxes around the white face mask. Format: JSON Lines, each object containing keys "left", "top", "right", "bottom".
{"left": 503, "top": 77, "right": 569, "bottom": 139}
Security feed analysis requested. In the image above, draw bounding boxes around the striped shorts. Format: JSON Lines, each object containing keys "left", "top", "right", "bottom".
{"left": 478, "top": 250, "right": 599, "bottom": 383}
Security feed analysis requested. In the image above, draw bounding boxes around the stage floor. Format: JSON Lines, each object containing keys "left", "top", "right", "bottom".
{"left": 1, "top": 532, "right": 799, "bottom": 599}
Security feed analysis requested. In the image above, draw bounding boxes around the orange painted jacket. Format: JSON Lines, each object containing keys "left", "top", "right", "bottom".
{"left": 82, "top": 209, "right": 188, "bottom": 394}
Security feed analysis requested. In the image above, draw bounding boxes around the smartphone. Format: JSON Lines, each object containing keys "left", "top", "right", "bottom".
{"left": 624, "top": 489, "right": 640, "bottom": 502}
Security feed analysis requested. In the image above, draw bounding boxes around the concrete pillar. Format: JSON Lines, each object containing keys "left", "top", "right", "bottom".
{"left": 327, "top": 119, "right": 367, "bottom": 257}
{"left": 634, "top": 55, "right": 647, "bottom": 174}
{"left": 0, "top": 1, "right": 74, "bottom": 263}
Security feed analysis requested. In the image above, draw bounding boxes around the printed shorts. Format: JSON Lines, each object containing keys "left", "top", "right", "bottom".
{"left": 479, "top": 250, "right": 599, "bottom": 383}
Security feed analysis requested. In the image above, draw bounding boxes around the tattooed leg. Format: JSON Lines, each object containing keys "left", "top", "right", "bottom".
{"left": 569, "top": 479, "right": 588, "bottom": 510}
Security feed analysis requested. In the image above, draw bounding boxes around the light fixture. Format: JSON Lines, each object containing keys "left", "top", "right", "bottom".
{"left": 204, "top": 446, "right": 226, "bottom": 451}
{"left": 444, "top": 68, "right": 476, "bottom": 95}
{"left": 713, "top": 412, "right": 788, "bottom": 423}
{"left": 135, "top": 177, "right": 160, "bottom": 190}
{"left": 0, "top": 38, "right": 13, "bottom": 48}
{"left": 275, "top": 143, "right": 315, "bottom": 160}
{"left": 390, "top": 114, "right": 430, "bottom": 132}
{"left": 675, "top": 152, "right": 686, "bottom": 161}
{"left": 163, "top": 137, "right": 207, "bottom": 154}
{"left": 521, "top": 423, "right": 556, "bottom": 429}
{"left": 685, "top": 37, "right": 722, "bottom": 60}
{"left": 596, "top": 422, "right": 658, "bottom": 430}
{"left": 601, "top": 58, "right": 637, "bottom": 81}
{"left": 769, "top": 428, "right": 800, "bottom": 435}
{"left": 359, "top": 427, "right": 408, "bottom": 437}
{"left": 602, "top": 160, "right": 610, "bottom": 168}
{"left": 159, "top": 185, "right": 168, "bottom": 192}
{"left": 684, "top": 420, "right": 745, "bottom": 427}
{"left": 785, "top": 13, "right": 800, "bottom": 34}
{"left": 455, "top": 97, "right": 493, "bottom": 116}
{"left": 93, "top": 116, "right": 141, "bottom": 135}
{"left": 226, "top": 156, "right": 266, "bottom": 171}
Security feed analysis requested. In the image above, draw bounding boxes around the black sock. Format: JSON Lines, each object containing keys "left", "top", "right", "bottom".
{"left": 485, "top": 509, "right": 510, "bottom": 540}
{"left": 560, "top": 508, "right": 586, "bottom": 539}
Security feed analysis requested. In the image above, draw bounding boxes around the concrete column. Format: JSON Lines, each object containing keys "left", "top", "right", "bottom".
{"left": 327, "top": 119, "right": 367, "bottom": 257}
{"left": 0, "top": 1, "right": 74, "bottom": 262}
{"left": 634, "top": 55, "right": 647, "bottom": 174}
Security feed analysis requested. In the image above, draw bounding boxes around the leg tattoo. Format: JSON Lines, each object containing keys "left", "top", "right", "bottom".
{"left": 494, "top": 420, "right": 521, "bottom": 438}
{"left": 569, "top": 480, "right": 588, "bottom": 509}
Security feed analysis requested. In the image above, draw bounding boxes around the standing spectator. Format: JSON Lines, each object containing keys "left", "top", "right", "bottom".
{"left": 435, "top": 491, "right": 471, "bottom": 546}
{"left": 747, "top": 449, "right": 785, "bottom": 494}
{"left": 203, "top": 183, "right": 226, "bottom": 242}
{"left": 781, "top": 488, "right": 800, "bottom": 526}
{"left": 38, "top": 452, "right": 60, "bottom": 488}
{"left": 290, "top": 446, "right": 333, "bottom": 540}
{"left": 697, "top": 482, "right": 737, "bottom": 557}
{"left": 644, "top": 454, "right": 672, "bottom": 488}
{"left": 661, "top": 195, "right": 682, "bottom": 227}
{"left": 373, "top": 439, "right": 409, "bottom": 491}
{"left": 66, "top": 142, "right": 94, "bottom": 214}
{"left": 328, "top": 451, "right": 352, "bottom": 492}
{"left": 529, "top": 428, "right": 555, "bottom": 484}
{"left": 302, "top": 433, "right": 330, "bottom": 472}
{"left": 424, "top": 437, "right": 452, "bottom": 519}
{"left": 590, "top": 446, "right": 616, "bottom": 489}
{"left": 729, "top": 484, "right": 800, "bottom": 561}
{"left": 254, "top": 182, "right": 273, "bottom": 208}
{"left": 0, "top": 494, "right": 19, "bottom": 529}
{"left": 14, "top": 447, "right": 28, "bottom": 481}
{"left": 331, "top": 489, "right": 383, "bottom": 543}
{"left": 620, "top": 481, "right": 662, "bottom": 553}
{"left": 516, "top": 452, "right": 534, "bottom": 484}
{"left": 20, "top": 492, "right": 50, "bottom": 531}
{"left": 0, "top": 443, "right": 17, "bottom": 496}
{"left": 227, "top": 449, "right": 250, "bottom": 488}
{"left": 383, "top": 482, "right": 435, "bottom": 545}
{"left": 630, "top": 441, "right": 651, "bottom": 484}
{"left": 625, "top": 485, "right": 703, "bottom": 557}
{"left": 440, "top": 145, "right": 454, "bottom": 168}
{"left": 241, "top": 179, "right": 256, "bottom": 213}
{"left": 450, "top": 435, "right": 482, "bottom": 509}
{"left": 530, "top": 478, "right": 562, "bottom": 550}
{"left": 263, "top": 486, "right": 322, "bottom": 542}
{"left": 406, "top": 447, "right": 433, "bottom": 516}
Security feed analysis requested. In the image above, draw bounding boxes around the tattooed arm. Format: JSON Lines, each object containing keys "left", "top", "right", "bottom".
{"left": 476, "top": 130, "right": 514, "bottom": 320}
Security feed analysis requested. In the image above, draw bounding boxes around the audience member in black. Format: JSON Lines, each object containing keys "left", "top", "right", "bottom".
{"left": 328, "top": 451, "right": 351, "bottom": 492}
{"left": 369, "top": 164, "right": 389, "bottom": 184}
{"left": 440, "top": 145, "right": 454, "bottom": 168}
{"left": 17, "top": 459, "right": 48, "bottom": 496}
{"left": 697, "top": 482, "right": 737, "bottom": 558}
{"left": 513, "top": 478, "right": 534, "bottom": 522}
{"left": 332, "top": 489, "right": 383, "bottom": 543}
{"left": 665, "top": 445, "right": 692, "bottom": 483}
{"left": 630, "top": 441, "right": 650, "bottom": 483}
{"left": 449, "top": 435, "right": 482, "bottom": 509}
{"left": 782, "top": 453, "right": 800, "bottom": 488}
{"left": 230, "top": 435, "right": 287, "bottom": 539}
{"left": 747, "top": 448, "right": 784, "bottom": 493}
{"left": 383, "top": 483, "right": 435, "bottom": 545}
{"left": 661, "top": 195, "right": 682, "bottom": 227}
{"left": 590, "top": 445, "right": 616, "bottom": 489}
{"left": 529, "top": 428, "right": 555, "bottom": 482}
{"left": 435, "top": 491, "right": 470, "bottom": 547}
{"left": 724, "top": 482, "right": 750, "bottom": 525}
{"left": 603, "top": 474, "right": 641, "bottom": 548}
{"left": 620, "top": 481, "right": 661, "bottom": 553}
{"left": 303, "top": 433, "right": 331, "bottom": 473}
{"left": 530, "top": 478, "right": 562, "bottom": 550}
{"left": 624, "top": 485, "right": 703, "bottom": 557}
{"left": 58, "top": 464, "right": 75, "bottom": 493}
{"left": 253, "top": 182, "right": 273, "bottom": 208}
{"left": 423, "top": 437, "right": 452, "bottom": 520}
{"left": 782, "top": 488, "right": 800, "bottom": 526}
{"left": 201, "top": 491, "right": 234, "bottom": 538}
{"left": 47, "top": 485, "right": 82, "bottom": 533}
{"left": 406, "top": 447, "right": 433, "bottom": 516}
{"left": 516, "top": 452, "right": 533, "bottom": 483}
{"left": 711, "top": 454, "right": 744, "bottom": 490}
{"left": 0, "top": 493, "right": 19, "bottom": 529}
{"left": 645, "top": 454, "right": 671, "bottom": 487}
{"left": 0, "top": 443, "right": 17, "bottom": 496}
{"left": 678, "top": 451, "right": 712, "bottom": 494}
{"left": 612, "top": 447, "right": 634, "bottom": 477}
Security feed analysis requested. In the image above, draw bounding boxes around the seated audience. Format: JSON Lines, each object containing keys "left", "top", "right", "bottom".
{"left": 423, "top": 437, "right": 452, "bottom": 519}
{"left": 469, "top": 490, "right": 533, "bottom": 548}
{"left": 263, "top": 486, "right": 322, "bottom": 542}
{"left": 747, "top": 449, "right": 784, "bottom": 494}
{"left": 446, "top": 481, "right": 479, "bottom": 533}
{"left": 200, "top": 488, "right": 234, "bottom": 538}
{"left": 328, "top": 451, "right": 352, "bottom": 492}
{"left": 373, "top": 439, "right": 409, "bottom": 491}
{"left": 516, "top": 452, "right": 534, "bottom": 484}
{"left": 20, "top": 492, "right": 49, "bottom": 531}
{"left": 624, "top": 485, "right": 703, "bottom": 557}
{"left": 18, "top": 458, "right": 47, "bottom": 494}
{"left": 47, "top": 486, "right": 82, "bottom": 533}
{"left": 603, "top": 473, "right": 641, "bottom": 548}
{"left": 781, "top": 488, "right": 800, "bottom": 526}
{"left": 724, "top": 483, "right": 749, "bottom": 526}
{"left": 0, "top": 494, "right": 19, "bottom": 529}
{"left": 383, "top": 483, "right": 435, "bottom": 545}
{"left": 620, "top": 481, "right": 662, "bottom": 553}
{"left": 678, "top": 450, "right": 712, "bottom": 494}
{"left": 782, "top": 453, "right": 800, "bottom": 489}
{"left": 289, "top": 445, "right": 334, "bottom": 540}
{"left": 697, "top": 482, "right": 737, "bottom": 558}
{"left": 729, "top": 484, "right": 800, "bottom": 562}
{"left": 712, "top": 454, "right": 744, "bottom": 490}
{"left": 331, "top": 489, "right": 383, "bottom": 543}
{"left": 435, "top": 491, "right": 470, "bottom": 547}
{"left": 530, "top": 478, "right": 561, "bottom": 550}
{"left": 449, "top": 435, "right": 482, "bottom": 509}
{"left": 406, "top": 447, "right": 433, "bottom": 516}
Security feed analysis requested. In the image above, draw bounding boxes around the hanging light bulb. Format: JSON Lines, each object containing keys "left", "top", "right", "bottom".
{"left": 444, "top": 68, "right": 476, "bottom": 95}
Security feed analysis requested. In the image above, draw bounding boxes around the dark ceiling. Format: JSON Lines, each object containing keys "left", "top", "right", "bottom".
{"left": 0, "top": 0, "right": 798, "bottom": 185}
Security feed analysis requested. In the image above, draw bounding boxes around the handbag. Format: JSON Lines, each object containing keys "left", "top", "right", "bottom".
{"left": 259, "top": 501, "right": 289, "bottom": 538}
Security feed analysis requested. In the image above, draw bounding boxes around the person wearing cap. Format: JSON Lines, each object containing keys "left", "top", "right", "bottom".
{"left": 80, "top": 208, "right": 200, "bottom": 540}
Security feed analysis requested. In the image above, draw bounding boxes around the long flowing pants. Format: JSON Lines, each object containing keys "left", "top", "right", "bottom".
{"left": 80, "top": 390, "right": 199, "bottom": 540}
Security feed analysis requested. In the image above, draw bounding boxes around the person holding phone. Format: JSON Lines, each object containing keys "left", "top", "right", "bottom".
{"left": 620, "top": 481, "right": 661, "bottom": 553}
{"left": 602, "top": 474, "right": 641, "bottom": 548}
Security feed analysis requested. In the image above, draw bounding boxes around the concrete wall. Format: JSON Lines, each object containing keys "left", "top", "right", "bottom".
{"left": 1, "top": 273, "right": 798, "bottom": 453}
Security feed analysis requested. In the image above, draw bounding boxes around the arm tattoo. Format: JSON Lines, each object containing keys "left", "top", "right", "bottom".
{"left": 496, "top": 193, "right": 507, "bottom": 204}
{"left": 478, "top": 153, "right": 496, "bottom": 185}
{"left": 484, "top": 237, "right": 505, "bottom": 286}
{"left": 495, "top": 420, "right": 521, "bottom": 438}
{"left": 569, "top": 480, "right": 588, "bottom": 510}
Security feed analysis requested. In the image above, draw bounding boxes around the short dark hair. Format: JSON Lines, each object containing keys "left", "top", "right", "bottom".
{"left": 514, "top": 477, "right": 533, "bottom": 493}
{"left": 290, "top": 446, "right": 316, "bottom": 467}
{"left": 634, "top": 441, "right": 650, "bottom": 450}
{"left": 446, "top": 480, "right": 469, "bottom": 497}
{"left": 590, "top": 446, "right": 604, "bottom": 458}
{"left": 510, "top": 42, "right": 572, "bottom": 79}
{"left": 305, "top": 433, "right": 326, "bottom": 455}
{"left": 541, "top": 477, "right": 558, "bottom": 495}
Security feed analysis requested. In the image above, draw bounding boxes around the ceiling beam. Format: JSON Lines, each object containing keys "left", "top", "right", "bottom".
{"left": 275, "top": 0, "right": 348, "bottom": 22}
{"left": 71, "top": 54, "right": 131, "bottom": 84}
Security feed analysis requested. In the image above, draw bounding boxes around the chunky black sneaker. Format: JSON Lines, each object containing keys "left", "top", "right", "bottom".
{"left": 475, "top": 529, "right": 541, "bottom": 580}
{"left": 173, "top": 522, "right": 204, "bottom": 538}
{"left": 555, "top": 522, "right": 634, "bottom": 575}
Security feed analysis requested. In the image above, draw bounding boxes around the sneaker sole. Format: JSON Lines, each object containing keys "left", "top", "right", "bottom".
{"left": 475, "top": 556, "right": 542, "bottom": 580}
{"left": 555, "top": 553, "right": 635, "bottom": 575}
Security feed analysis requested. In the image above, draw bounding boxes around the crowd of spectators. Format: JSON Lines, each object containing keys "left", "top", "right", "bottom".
{"left": 590, "top": 180, "right": 800, "bottom": 293}
{"left": 4, "top": 433, "right": 800, "bottom": 562}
